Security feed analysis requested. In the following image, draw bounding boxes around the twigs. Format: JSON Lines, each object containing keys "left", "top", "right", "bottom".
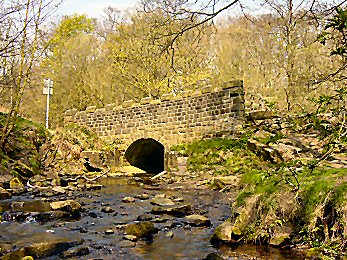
{"left": 27, "top": 168, "right": 111, "bottom": 189}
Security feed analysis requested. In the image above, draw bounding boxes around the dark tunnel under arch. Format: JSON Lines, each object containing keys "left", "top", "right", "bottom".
{"left": 124, "top": 138, "right": 164, "bottom": 174}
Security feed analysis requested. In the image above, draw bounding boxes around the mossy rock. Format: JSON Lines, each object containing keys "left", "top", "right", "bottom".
{"left": 10, "top": 177, "right": 24, "bottom": 189}
{"left": 1, "top": 240, "right": 83, "bottom": 259}
{"left": 210, "top": 219, "right": 240, "bottom": 245}
{"left": 125, "top": 221, "right": 157, "bottom": 238}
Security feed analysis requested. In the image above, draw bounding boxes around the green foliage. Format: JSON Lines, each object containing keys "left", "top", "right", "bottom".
{"left": 324, "top": 8, "right": 347, "bottom": 58}
{"left": 50, "top": 14, "right": 95, "bottom": 46}
{"left": 102, "top": 140, "right": 121, "bottom": 152}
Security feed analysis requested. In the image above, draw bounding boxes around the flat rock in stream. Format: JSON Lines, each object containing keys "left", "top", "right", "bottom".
{"left": 150, "top": 196, "right": 175, "bottom": 206}
{"left": 0, "top": 240, "right": 84, "bottom": 260}
{"left": 62, "top": 246, "right": 90, "bottom": 258}
{"left": 185, "top": 214, "right": 211, "bottom": 227}
{"left": 151, "top": 204, "right": 192, "bottom": 216}
{"left": 33, "top": 211, "right": 74, "bottom": 222}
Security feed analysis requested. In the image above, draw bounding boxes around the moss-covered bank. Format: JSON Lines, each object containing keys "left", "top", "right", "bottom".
{"left": 0, "top": 112, "right": 48, "bottom": 184}
{"left": 172, "top": 135, "right": 347, "bottom": 258}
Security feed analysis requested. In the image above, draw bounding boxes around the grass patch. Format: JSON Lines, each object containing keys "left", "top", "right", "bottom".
{"left": 171, "top": 137, "right": 266, "bottom": 174}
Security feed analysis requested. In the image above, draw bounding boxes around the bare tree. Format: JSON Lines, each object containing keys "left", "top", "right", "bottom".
{"left": 0, "top": 0, "right": 61, "bottom": 151}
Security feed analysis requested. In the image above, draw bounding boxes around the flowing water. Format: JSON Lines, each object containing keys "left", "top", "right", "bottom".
{"left": 0, "top": 177, "right": 304, "bottom": 259}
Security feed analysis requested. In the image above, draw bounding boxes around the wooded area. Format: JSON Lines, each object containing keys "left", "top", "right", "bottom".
{"left": 0, "top": 0, "right": 346, "bottom": 146}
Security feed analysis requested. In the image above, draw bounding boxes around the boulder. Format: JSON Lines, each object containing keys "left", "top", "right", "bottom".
{"left": 211, "top": 196, "right": 260, "bottom": 245}
{"left": 124, "top": 235, "right": 138, "bottom": 242}
{"left": 101, "top": 206, "right": 114, "bottom": 213}
{"left": 105, "top": 229, "right": 114, "bottom": 235}
{"left": 211, "top": 219, "right": 238, "bottom": 245}
{"left": 125, "top": 221, "right": 157, "bottom": 238}
{"left": 135, "top": 194, "right": 150, "bottom": 200}
{"left": 185, "top": 214, "right": 211, "bottom": 227}
{"left": 0, "top": 240, "right": 83, "bottom": 260}
{"left": 151, "top": 204, "right": 192, "bottom": 217}
{"left": 50, "top": 200, "right": 81, "bottom": 216}
{"left": 0, "top": 187, "right": 12, "bottom": 200}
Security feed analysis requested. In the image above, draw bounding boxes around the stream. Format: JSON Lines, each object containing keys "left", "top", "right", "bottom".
{"left": 0, "top": 176, "right": 304, "bottom": 259}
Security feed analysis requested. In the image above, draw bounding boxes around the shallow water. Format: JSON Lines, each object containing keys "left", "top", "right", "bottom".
{"left": 0, "top": 177, "right": 304, "bottom": 259}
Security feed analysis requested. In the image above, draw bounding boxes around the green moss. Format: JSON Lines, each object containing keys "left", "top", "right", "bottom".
{"left": 259, "top": 131, "right": 286, "bottom": 145}
{"left": 235, "top": 190, "right": 254, "bottom": 207}
{"left": 330, "top": 183, "right": 347, "bottom": 207}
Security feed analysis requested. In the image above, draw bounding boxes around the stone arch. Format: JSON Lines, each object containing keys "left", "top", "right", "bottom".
{"left": 124, "top": 137, "right": 165, "bottom": 174}
{"left": 123, "top": 132, "right": 170, "bottom": 152}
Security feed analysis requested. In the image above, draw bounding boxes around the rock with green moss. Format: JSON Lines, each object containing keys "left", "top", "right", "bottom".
{"left": 125, "top": 221, "right": 157, "bottom": 238}
{"left": 269, "top": 232, "right": 291, "bottom": 246}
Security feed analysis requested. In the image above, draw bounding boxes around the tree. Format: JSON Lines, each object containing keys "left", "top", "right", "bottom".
{"left": 0, "top": 0, "right": 60, "bottom": 151}
{"left": 99, "top": 9, "right": 213, "bottom": 101}
{"left": 317, "top": 6, "right": 347, "bottom": 116}
{"left": 40, "top": 14, "right": 100, "bottom": 125}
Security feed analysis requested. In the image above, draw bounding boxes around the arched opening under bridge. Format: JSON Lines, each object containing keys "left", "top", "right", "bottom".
{"left": 124, "top": 138, "right": 164, "bottom": 174}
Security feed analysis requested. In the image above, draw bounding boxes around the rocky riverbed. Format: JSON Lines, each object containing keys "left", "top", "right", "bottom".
{"left": 0, "top": 173, "right": 305, "bottom": 259}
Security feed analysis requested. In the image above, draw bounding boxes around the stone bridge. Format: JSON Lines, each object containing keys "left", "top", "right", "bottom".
{"left": 64, "top": 80, "right": 245, "bottom": 173}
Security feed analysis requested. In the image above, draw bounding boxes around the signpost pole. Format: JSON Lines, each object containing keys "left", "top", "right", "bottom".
{"left": 45, "top": 82, "right": 50, "bottom": 129}
{"left": 44, "top": 79, "right": 53, "bottom": 129}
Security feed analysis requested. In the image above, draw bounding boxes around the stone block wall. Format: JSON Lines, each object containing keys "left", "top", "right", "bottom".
{"left": 64, "top": 80, "right": 245, "bottom": 150}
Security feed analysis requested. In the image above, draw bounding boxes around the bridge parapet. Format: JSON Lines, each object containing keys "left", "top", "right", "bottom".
{"left": 64, "top": 80, "right": 245, "bottom": 150}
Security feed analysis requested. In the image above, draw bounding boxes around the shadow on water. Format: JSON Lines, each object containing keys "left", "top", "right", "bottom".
{"left": 0, "top": 177, "right": 304, "bottom": 259}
